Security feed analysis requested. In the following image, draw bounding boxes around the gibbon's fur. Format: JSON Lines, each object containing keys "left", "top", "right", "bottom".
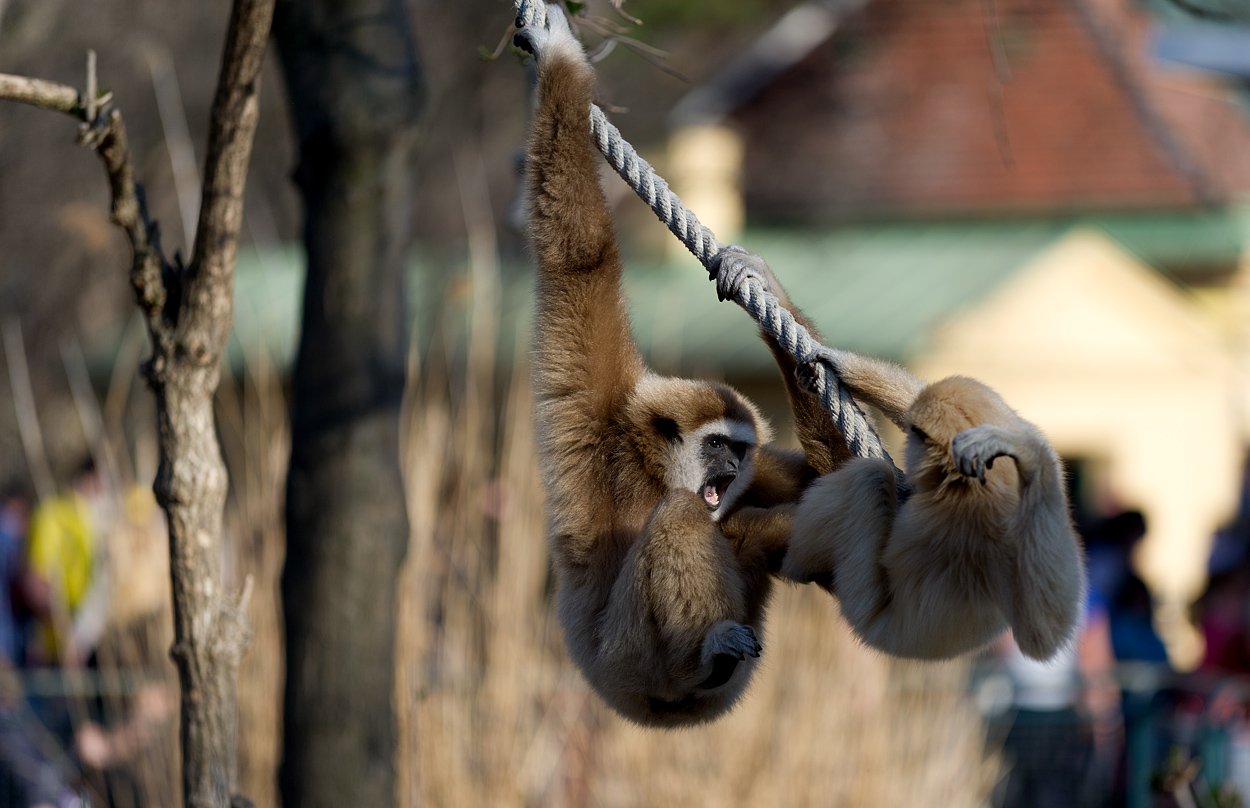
{"left": 517, "top": 8, "right": 848, "bottom": 727}
{"left": 783, "top": 351, "right": 1086, "bottom": 660}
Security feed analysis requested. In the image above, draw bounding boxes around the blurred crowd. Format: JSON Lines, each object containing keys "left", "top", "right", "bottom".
{"left": 989, "top": 471, "right": 1250, "bottom": 808}
{"left": 0, "top": 461, "right": 173, "bottom": 808}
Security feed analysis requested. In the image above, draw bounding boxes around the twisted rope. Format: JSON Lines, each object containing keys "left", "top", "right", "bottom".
{"left": 515, "top": 1, "right": 905, "bottom": 485}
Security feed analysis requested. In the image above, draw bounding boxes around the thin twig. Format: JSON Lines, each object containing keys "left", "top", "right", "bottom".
{"left": 610, "top": 0, "right": 642, "bottom": 26}
{"left": 146, "top": 44, "right": 201, "bottom": 251}
{"left": 1, "top": 318, "right": 56, "bottom": 501}
{"left": 85, "top": 50, "right": 97, "bottom": 123}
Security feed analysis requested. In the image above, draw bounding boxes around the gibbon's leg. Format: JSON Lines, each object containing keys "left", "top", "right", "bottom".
{"left": 597, "top": 491, "right": 759, "bottom": 696}
{"left": 784, "top": 459, "right": 898, "bottom": 621}
{"left": 952, "top": 424, "right": 1085, "bottom": 659}
{"left": 721, "top": 503, "right": 796, "bottom": 612}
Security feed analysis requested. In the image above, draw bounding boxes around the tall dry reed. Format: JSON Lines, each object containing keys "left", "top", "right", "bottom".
{"left": 71, "top": 251, "right": 1000, "bottom": 807}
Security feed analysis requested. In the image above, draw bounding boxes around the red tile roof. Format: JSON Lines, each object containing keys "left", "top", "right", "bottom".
{"left": 730, "top": 0, "right": 1250, "bottom": 218}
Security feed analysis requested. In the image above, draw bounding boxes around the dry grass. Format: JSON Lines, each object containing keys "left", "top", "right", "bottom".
{"left": 69, "top": 262, "right": 1001, "bottom": 808}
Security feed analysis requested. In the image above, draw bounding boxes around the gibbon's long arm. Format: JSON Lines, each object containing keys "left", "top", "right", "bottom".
{"left": 953, "top": 421, "right": 1085, "bottom": 658}
{"left": 755, "top": 276, "right": 852, "bottom": 479}
{"left": 714, "top": 252, "right": 853, "bottom": 481}
{"left": 816, "top": 348, "right": 927, "bottom": 432}
{"left": 525, "top": 23, "right": 646, "bottom": 569}
{"left": 527, "top": 47, "right": 643, "bottom": 404}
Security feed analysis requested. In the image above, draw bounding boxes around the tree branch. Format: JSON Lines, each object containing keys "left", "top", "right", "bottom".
{"left": 0, "top": 60, "right": 171, "bottom": 348}
{"left": 0, "top": 73, "right": 81, "bottom": 113}
{"left": 0, "top": 1, "right": 276, "bottom": 805}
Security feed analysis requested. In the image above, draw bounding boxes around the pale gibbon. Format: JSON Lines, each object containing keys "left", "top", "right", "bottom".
{"left": 782, "top": 350, "right": 1086, "bottom": 661}
{"left": 516, "top": 8, "right": 850, "bottom": 726}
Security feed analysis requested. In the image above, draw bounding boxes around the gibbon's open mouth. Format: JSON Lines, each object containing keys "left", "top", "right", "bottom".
{"left": 703, "top": 473, "right": 735, "bottom": 510}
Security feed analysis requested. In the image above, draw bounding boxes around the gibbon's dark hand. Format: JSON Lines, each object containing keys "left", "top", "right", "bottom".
{"left": 952, "top": 424, "right": 1017, "bottom": 486}
{"left": 712, "top": 245, "right": 778, "bottom": 303}
{"left": 513, "top": 3, "right": 573, "bottom": 61}
{"left": 794, "top": 345, "right": 850, "bottom": 397}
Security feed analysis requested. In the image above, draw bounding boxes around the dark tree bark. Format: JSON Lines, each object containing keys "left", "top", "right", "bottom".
{"left": 0, "top": 2, "right": 275, "bottom": 806}
{"left": 272, "top": 1, "right": 423, "bottom": 805}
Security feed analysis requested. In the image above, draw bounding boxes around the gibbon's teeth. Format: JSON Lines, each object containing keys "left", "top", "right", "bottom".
{"left": 703, "top": 484, "right": 720, "bottom": 508}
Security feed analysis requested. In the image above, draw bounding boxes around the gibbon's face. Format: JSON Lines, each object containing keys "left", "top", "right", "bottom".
{"left": 667, "top": 418, "right": 757, "bottom": 521}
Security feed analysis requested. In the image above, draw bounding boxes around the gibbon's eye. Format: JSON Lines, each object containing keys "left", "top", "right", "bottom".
{"left": 910, "top": 425, "right": 930, "bottom": 443}
{"left": 705, "top": 436, "right": 726, "bottom": 450}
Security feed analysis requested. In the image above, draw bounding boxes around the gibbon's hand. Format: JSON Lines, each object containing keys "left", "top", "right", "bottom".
{"left": 951, "top": 424, "right": 1018, "bottom": 485}
{"left": 513, "top": 3, "right": 575, "bottom": 61}
{"left": 713, "top": 245, "right": 779, "bottom": 303}
{"left": 794, "top": 345, "right": 850, "bottom": 397}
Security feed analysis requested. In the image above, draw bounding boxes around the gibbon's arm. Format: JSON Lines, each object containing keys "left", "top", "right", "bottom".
{"left": 524, "top": 8, "right": 648, "bottom": 569}
{"left": 766, "top": 306, "right": 852, "bottom": 477}
{"left": 817, "top": 349, "right": 926, "bottom": 432}
{"left": 525, "top": 17, "right": 645, "bottom": 413}
{"left": 952, "top": 422, "right": 1086, "bottom": 658}
{"left": 718, "top": 252, "right": 852, "bottom": 478}
{"left": 744, "top": 446, "right": 813, "bottom": 507}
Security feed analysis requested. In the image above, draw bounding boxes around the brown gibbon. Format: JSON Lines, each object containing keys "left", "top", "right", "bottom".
{"left": 516, "top": 7, "right": 850, "bottom": 726}
{"left": 783, "top": 350, "right": 1087, "bottom": 661}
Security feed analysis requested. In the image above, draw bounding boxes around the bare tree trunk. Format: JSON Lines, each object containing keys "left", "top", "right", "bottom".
{"left": 271, "top": 0, "right": 424, "bottom": 805}
{"left": 0, "top": 1, "right": 275, "bottom": 806}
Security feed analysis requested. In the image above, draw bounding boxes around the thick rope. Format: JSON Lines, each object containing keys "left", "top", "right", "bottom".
{"left": 515, "top": 1, "right": 906, "bottom": 486}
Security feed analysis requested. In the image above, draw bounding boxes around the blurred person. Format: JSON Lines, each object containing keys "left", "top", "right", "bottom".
{"left": 22, "top": 460, "right": 113, "bottom": 668}
{"left": 72, "top": 681, "right": 174, "bottom": 771}
{"left": 0, "top": 485, "right": 34, "bottom": 664}
{"left": 0, "top": 486, "right": 87, "bottom": 808}
{"left": 0, "top": 660, "right": 85, "bottom": 808}
{"left": 1085, "top": 511, "right": 1168, "bottom": 666}
{"left": 1193, "top": 537, "right": 1250, "bottom": 675}
{"left": 993, "top": 605, "right": 1121, "bottom": 807}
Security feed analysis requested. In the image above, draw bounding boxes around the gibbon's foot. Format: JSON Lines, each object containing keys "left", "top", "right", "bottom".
{"left": 713, "top": 245, "right": 777, "bottom": 303}
{"left": 951, "top": 424, "right": 1018, "bottom": 485}
{"left": 512, "top": 3, "right": 573, "bottom": 59}
{"left": 699, "top": 622, "right": 761, "bottom": 690}
{"left": 704, "top": 621, "right": 762, "bottom": 661}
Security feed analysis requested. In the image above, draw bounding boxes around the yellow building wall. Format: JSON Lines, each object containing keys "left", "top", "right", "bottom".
{"left": 666, "top": 125, "right": 744, "bottom": 258}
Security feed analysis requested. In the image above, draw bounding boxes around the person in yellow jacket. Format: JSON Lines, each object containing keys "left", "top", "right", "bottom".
{"left": 23, "top": 461, "right": 111, "bottom": 667}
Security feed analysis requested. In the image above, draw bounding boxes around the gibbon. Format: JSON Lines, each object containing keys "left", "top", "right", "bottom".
{"left": 782, "top": 349, "right": 1086, "bottom": 661}
{"left": 516, "top": 8, "right": 849, "bottom": 726}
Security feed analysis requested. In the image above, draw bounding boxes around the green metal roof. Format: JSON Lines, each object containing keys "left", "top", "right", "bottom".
{"left": 625, "top": 222, "right": 1064, "bottom": 373}
{"left": 1086, "top": 209, "right": 1249, "bottom": 274}
{"left": 213, "top": 208, "right": 1248, "bottom": 379}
